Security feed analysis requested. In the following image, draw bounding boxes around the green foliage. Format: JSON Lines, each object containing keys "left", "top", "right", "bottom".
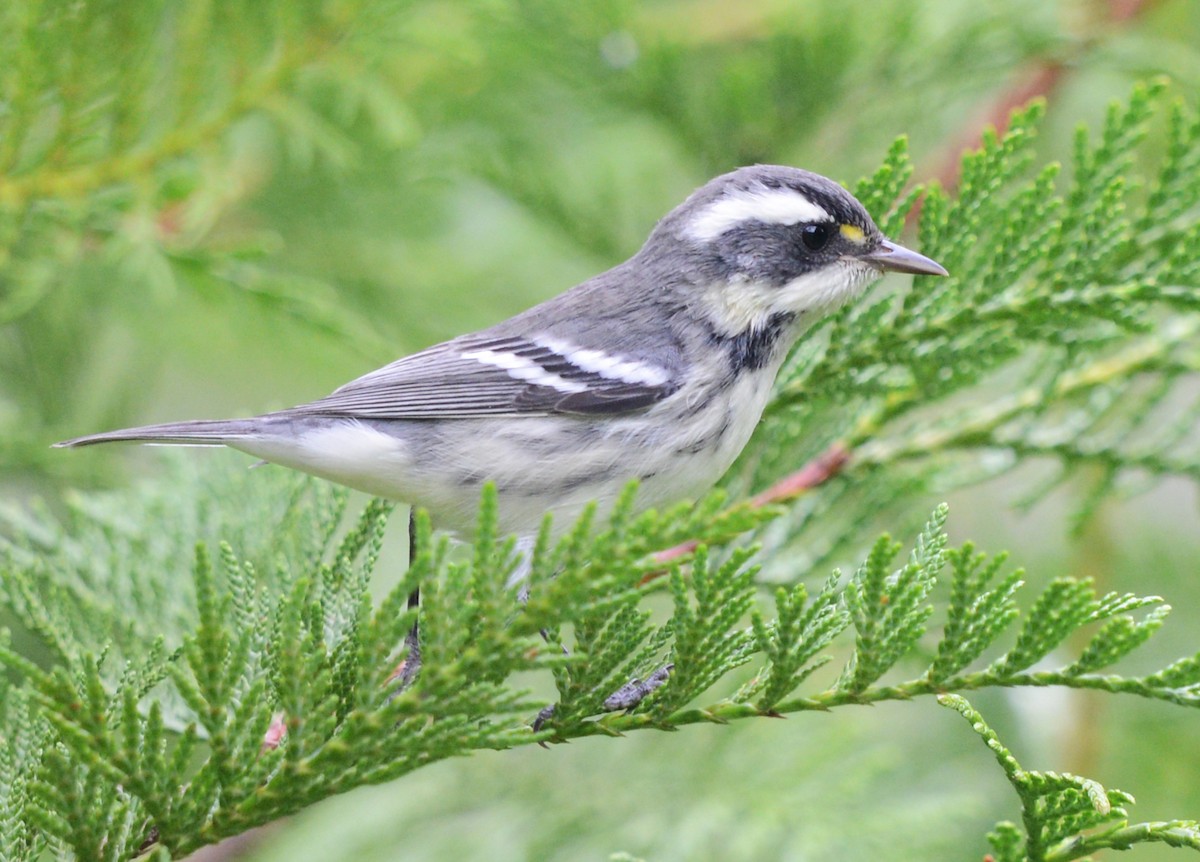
{"left": 943, "top": 695, "right": 1200, "bottom": 861}
{"left": 1, "top": 0, "right": 1060, "bottom": 486}
{"left": 1, "top": 471, "right": 544, "bottom": 857}
{"left": 4, "top": 457, "right": 1200, "bottom": 857}
{"left": 743, "top": 81, "right": 1200, "bottom": 577}
{"left": 840, "top": 504, "right": 947, "bottom": 694}
{"left": 648, "top": 545, "right": 758, "bottom": 716}
{"left": 2, "top": 3, "right": 1200, "bottom": 856}
{"left": 741, "top": 573, "right": 846, "bottom": 711}
{"left": 0, "top": 0, "right": 418, "bottom": 478}
{"left": 991, "top": 579, "right": 1162, "bottom": 678}
{"left": 0, "top": 676, "right": 47, "bottom": 861}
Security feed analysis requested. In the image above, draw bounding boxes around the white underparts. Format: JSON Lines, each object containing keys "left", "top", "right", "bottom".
{"left": 232, "top": 420, "right": 412, "bottom": 501}
{"left": 684, "top": 187, "right": 832, "bottom": 242}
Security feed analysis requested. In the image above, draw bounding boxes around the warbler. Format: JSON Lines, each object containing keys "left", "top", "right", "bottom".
{"left": 57, "top": 166, "right": 946, "bottom": 539}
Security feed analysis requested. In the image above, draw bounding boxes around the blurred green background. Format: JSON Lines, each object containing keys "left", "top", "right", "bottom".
{"left": 3, "top": 0, "right": 1200, "bottom": 859}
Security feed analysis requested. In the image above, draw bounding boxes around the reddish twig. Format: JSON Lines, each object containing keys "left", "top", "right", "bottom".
{"left": 648, "top": 442, "right": 852, "bottom": 572}
{"left": 181, "top": 828, "right": 272, "bottom": 861}
{"left": 926, "top": 61, "right": 1067, "bottom": 196}
{"left": 260, "top": 712, "right": 287, "bottom": 753}
{"left": 747, "top": 443, "right": 851, "bottom": 508}
{"left": 918, "top": 0, "right": 1160, "bottom": 202}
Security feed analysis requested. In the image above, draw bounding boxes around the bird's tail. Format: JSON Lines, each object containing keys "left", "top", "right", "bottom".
{"left": 54, "top": 418, "right": 262, "bottom": 448}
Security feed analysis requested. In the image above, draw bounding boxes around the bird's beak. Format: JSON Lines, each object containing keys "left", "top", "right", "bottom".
{"left": 861, "top": 239, "right": 948, "bottom": 277}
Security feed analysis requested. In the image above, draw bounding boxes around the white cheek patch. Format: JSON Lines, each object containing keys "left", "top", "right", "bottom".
{"left": 534, "top": 337, "right": 671, "bottom": 387}
{"left": 684, "top": 187, "right": 832, "bottom": 242}
{"left": 702, "top": 262, "right": 876, "bottom": 335}
{"left": 774, "top": 261, "right": 873, "bottom": 316}
{"left": 461, "top": 348, "right": 587, "bottom": 393}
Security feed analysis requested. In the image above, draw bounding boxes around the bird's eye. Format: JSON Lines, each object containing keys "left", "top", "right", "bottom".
{"left": 800, "top": 222, "right": 833, "bottom": 252}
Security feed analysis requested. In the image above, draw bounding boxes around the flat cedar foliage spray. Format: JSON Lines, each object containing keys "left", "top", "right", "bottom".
{"left": 1, "top": 2, "right": 1200, "bottom": 860}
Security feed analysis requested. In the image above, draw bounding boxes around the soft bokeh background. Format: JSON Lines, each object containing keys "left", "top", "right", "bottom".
{"left": 3, "top": 0, "right": 1200, "bottom": 859}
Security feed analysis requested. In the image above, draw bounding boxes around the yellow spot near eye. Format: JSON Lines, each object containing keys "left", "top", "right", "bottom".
{"left": 839, "top": 224, "right": 865, "bottom": 244}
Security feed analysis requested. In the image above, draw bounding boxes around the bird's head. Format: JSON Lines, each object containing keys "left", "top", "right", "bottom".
{"left": 647, "top": 165, "right": 947, "bottom": 335}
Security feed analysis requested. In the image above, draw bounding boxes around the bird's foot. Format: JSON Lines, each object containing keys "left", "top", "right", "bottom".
{"left": 531, "top": 664, "right": 673, "bottom": 737}
{"left": 532, "top": 703, "right": 557, "bottom": 734}
{"left": 387, "top": 624, "right": 422, "bottom": 693}
{"left": 602, "top": 664, "right": 674, "bottom": 712}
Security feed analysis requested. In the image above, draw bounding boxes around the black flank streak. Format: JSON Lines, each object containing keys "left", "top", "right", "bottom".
{"left": 674, "top": 412, "right": 733, "bottom": 456}
{"left": 675, "top": 437, "right": 711, "bottom": 455}
{"left": 504, "top": 467, "right": 616, "bottom": 497}
{"left": 456, "top": 469, "right": 486, "bottom": 487}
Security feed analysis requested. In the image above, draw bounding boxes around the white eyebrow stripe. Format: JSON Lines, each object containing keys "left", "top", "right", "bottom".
{"left": 461, "top": 348, "right": 588, "bottom": 393}
{"left": 535, "top": 337, "right": 671, "bottom": 387}
{"left": 684, "top": 187, "right": 833, "bottom": 242}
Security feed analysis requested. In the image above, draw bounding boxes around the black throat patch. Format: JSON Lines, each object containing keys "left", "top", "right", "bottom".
{"left": 711, "top": 312, "right": 796, "bottom": 372}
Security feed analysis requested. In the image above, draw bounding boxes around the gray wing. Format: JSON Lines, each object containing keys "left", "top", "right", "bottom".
{"left": 285, "top": 334, "right": 680, "bottom": 419}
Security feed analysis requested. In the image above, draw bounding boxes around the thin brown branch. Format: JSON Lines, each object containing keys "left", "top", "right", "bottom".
{"left": 649, "top": 443, "right": 851, "bottom": 570}
{"left": 919, "top": 0, "right": 1161, "bottom": 199}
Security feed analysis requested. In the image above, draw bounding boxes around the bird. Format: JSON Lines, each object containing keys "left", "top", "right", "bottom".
{"left": 56, "top": 165, "right": 947, "bottom": 544}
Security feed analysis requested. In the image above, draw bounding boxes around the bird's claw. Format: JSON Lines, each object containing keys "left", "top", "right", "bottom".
{"left": 531, "top": 663, "right": 674, "bottom": 738}
{"left": 602, "top": 664, "right": 674, "bottom": 712}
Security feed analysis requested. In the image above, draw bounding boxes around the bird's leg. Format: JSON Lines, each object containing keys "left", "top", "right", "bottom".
{"left": 390, "top": 510, "right": 422, "bottom": 691}
{"left": 531, "top": 625, "right": 570, "bottom": 732}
